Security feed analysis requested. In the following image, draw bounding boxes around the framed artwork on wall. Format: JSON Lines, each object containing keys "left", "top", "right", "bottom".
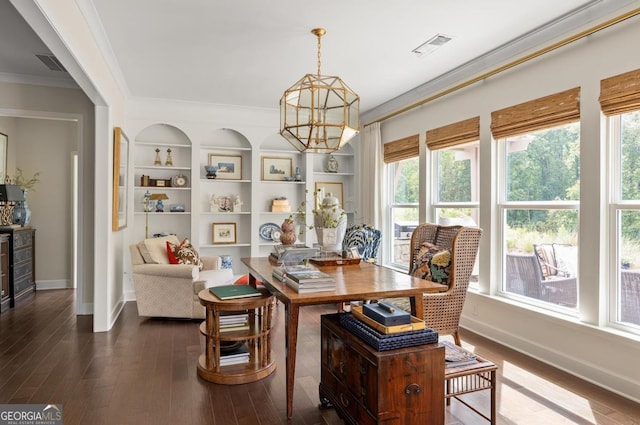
{"left": 208, "top": 154, "right": 242, "bottom": 180}
{"left": 112, "top": 127, "right": 129, "bottom": 231}
{"left": 212, "top": 222, "right": 237, "bottom": 244}
{"left": 261, "top": 156, "right": 292, "bottom": 181}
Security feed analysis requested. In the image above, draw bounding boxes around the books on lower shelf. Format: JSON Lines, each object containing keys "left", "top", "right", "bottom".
{"left": 209, "top": 284, "right": 262, "bottom": 300}
{"left": 218, "top": 343, "right": 250, "bottom": 366}
{"left": 442, "top": 341, "right": 478, "bottom": 368}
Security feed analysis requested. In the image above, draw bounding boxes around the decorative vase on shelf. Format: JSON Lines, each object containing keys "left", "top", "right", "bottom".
{"left": 204, "top": 165, "right": 218, "bottom": 179}
{"left": 280, "top": 218, "right": 297, "bottom": 245}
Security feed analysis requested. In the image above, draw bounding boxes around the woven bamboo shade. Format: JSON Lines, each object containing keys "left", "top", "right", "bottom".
{"left": 426, "top": 117, "right": 480, "bottom": 150}
{"left": 599, "top": 68, "right": 640, "bottom": 116}
{"left": 383, "top": 134, "right": 419, "bottom": 163}
{"left": 490, "top": 87, "right": 580, "bottom": 139}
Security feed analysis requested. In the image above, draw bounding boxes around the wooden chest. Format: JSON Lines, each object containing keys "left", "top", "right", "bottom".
{"left": 319, "top": 313, "right": 444, "bottom": 425}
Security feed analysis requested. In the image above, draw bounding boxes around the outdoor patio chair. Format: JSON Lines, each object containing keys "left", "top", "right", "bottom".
{"left": 505, "top": 253, "right": 577, "bottom": 307}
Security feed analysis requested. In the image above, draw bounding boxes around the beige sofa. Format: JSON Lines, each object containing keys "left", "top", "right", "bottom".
{"left": 130, "top": 235, "right": 234, "bottom": 319}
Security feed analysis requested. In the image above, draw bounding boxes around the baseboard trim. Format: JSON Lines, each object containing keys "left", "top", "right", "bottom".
{"left": 36, "top": 279, "right": 71, "bottom": 290}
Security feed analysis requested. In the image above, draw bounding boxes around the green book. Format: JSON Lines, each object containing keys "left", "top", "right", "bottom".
{"left": 209, "top": 284, "right": 262, "bottom": 300}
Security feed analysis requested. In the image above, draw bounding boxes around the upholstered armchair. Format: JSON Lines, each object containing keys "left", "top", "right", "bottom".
{"left": 129, "top": 235, "right": 234, "bottom": 319}
{"left": 407, "top": 223, "right": 482, "bottom": 346}
{"left": 342, "top": 224, "right": 382, "bottom": 263}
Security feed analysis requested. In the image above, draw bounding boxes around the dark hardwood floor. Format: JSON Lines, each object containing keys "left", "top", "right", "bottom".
{"left": 1, "top": 289, "right": 638, "bottom": 424}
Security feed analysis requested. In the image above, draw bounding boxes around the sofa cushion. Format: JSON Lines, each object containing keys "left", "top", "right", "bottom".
{"left": 167, "top": 238, "right": 204, "bottom": 270}
{"left": 411, "top": 242, "right": 452, "bottom": 285}
{"left": 138, "top": 235, "right": 180, "bottom": 264}
{"left": 534, "top": 244, "right": 556, "bottom": 278}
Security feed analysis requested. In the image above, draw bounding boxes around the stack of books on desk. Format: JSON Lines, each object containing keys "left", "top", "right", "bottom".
{"left": 272, "top": 265, "right": 336, "bottom": 293}
{"left": 219, "top": 312, "right": 249, "bottom": 332}
{"left": 219, "top": 343, "right": 250, "bottom": 366}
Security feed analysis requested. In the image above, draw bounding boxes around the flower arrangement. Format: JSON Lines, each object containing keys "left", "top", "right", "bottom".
{"left": 7, "top": 168, "right": 40, "bottom": 191}
{"left": 291, "top": 189, "right": 346, "bottom": 232}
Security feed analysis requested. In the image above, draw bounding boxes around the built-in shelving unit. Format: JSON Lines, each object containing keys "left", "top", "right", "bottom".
{"left": 130, "top": 124, "right": 358, "bottom": 274}
{"left": 132, "top": 124, "right": 192, "bottom": 241}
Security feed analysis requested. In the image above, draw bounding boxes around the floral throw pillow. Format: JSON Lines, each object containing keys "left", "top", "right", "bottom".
{"left": 411, "top": 242, "right": 452, "bottom": 285}
{"left": 166, "top": 238, "right": 203, "bottom": 270}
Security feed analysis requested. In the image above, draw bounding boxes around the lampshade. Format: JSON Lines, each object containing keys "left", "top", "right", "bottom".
{"left": 0, "top": 184, "right": 24, "bottom": 202}
{"left": 148, "top": 193, "right": 169, "bottom": 201}
{"left": 280, "top": 28, "right": 360, "bottom": 153}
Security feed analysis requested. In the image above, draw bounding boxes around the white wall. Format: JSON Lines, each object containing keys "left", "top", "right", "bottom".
{"left": 373, "top": 14, "right": 640, "bottom": 401}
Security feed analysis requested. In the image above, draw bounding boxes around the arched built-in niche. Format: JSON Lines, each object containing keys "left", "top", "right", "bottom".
{"left": 132, "top": 124, "right": 192, "bottom": 242}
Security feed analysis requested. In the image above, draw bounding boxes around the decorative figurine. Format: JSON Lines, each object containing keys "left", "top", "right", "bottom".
{"left": 233, "top": 195, "right": 243, "bottom": 212}
{"left": 293, "top": 166, "right": 302, "bottom": 182}
{"left": 165, "top": 148, "right": 173, "bottom": 166}
{"left": 154, "top": 148, "right": 162, "bottom": 165}
{"left": 326, "top": 155, "right": 338, "bottom": 173}
{"left": 210, "top": 194, "right": 218, "bottom": 212}
{"left": 155, "top": 198, "right": 165, "bottom": 212}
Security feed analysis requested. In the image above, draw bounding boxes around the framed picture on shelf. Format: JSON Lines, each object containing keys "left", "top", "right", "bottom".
{"left": 208, "top": 154, "right": 242, "bottom": 180}
{"left": 314, "top": 181, "right": 343, "bottom": 208}
{"left": 212, "top": 222, "right": 237, "bottom": 244}
{"left": 112, "top": 127, "right": 129, "bottom": 231}
{"left": 261, "top": 156, "right": 292, "bottom": 181}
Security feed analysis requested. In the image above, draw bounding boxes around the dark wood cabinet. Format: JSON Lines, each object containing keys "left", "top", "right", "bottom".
{"left": 0, "top": 227, "right": 36, "bottom": 307}
{"left": 0, "top": 234, "right": 9, "bottom": 313}
{"left": 319, "top": 314, "right": 445, "bottom": 425}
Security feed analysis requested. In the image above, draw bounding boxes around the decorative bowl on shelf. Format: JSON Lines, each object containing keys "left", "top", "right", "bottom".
{"left": 204, "top": 165, "right": 218, "bottom": 179}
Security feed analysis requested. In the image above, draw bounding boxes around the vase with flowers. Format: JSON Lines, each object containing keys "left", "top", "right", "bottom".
{"left": 6, "top": 168, "right": 40, "bottom": 226}
{"left": 291, "top": 189, "right": 346, "bottom": 251}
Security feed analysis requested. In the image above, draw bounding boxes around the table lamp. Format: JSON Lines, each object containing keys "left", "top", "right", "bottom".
{"left": 144, "top": 191, "right": 169, "bottom": 238}
{"left": 0, "top": 184, "right": 25, "bottom": 226}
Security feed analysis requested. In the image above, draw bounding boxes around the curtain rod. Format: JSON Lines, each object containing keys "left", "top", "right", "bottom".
{"left": 364, "top": 7, "right": 640, "bottom": 128}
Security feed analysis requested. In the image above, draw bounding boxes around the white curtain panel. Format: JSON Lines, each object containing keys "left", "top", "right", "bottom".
{"left": 360, "top": 122, "right": 382, "bottom": 229}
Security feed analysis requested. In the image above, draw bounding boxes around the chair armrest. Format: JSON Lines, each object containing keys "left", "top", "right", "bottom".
{"left": 201, "top": 256, "right": 222, "bottom": 270}
{"left": 132, "top": 263, "right": 198, "bottom": 279}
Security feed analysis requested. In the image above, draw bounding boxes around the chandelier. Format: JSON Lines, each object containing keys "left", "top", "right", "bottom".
{"left": 280, "top": 28, "right": 360, "bottom": 153}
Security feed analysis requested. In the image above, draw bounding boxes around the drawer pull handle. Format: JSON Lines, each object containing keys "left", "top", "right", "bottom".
{"left": 405, "top": 383, "right": 421, "bottom": 395}
{"left": 339, "top": 393, "right": 350, "bottom": 407}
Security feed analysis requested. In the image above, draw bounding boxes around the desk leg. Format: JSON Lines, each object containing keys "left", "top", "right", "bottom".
{"left": 410, "top": 295, "right": 425, "bottom": 319}
{"left": 285, "top": 302, "right": 300, "bottom": 419}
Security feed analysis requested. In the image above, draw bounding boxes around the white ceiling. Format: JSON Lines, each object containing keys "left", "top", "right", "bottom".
{"left": 1, "top": 0, "right": 637, "bottom": 116}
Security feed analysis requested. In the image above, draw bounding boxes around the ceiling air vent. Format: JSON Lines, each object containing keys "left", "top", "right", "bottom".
{"left": 35, "top": 54, "right": 67, "bottom": 72}
{"left": 412, "top": 34, "right": 453, "bottom": 57}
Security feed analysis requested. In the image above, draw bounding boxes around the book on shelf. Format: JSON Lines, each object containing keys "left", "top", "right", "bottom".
{"left": 218, "top": 344, "right": 250, "bottom": 366}
{"left": 283, "top": 276, "right": 336, "bottom": 293}
{"left": 442, "top": 341, "right": 479, "bottom": 368}
{"left": 219, "top": 313, "right": 249, "bottom": 332}
{"left": 209, "top": 284, "right": 262, "bottom": 300}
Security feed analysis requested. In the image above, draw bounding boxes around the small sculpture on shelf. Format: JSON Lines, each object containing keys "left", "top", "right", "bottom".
{"left": 233, "top": 195, "right": 243, "bottom": 212}
{"left": 154, "top": 148, "right": 162, "bottom": 165}
{"left": 165, "top": 148, "right": 173, "bottom": 166}
{"left": 293, "top": 166, "right": 302, "bottom": 182}
{"left": 326, "top": 155, "right": 338, "bottom": 173}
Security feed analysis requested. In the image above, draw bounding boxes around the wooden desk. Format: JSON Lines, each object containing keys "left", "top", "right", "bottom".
{"left": 241, "top": 257, "right": 448, "bottom": 418}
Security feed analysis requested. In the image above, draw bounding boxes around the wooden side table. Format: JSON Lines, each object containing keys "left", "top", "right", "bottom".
{"left": 444, "top": 350, "right": 498, "bottom": 424}
{"left": 197, "top": 288, "right": 276, "bottom": 385}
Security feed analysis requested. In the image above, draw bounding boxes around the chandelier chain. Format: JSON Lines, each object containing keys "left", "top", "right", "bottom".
{"left": 316, "top": 32, "right": 322, "bottom": 76}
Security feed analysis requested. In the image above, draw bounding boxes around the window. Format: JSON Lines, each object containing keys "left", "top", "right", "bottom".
{"left": 494, "top": 89, "right": 580, "bottom": 310}
{"left": 602, "top": 69, "right": 640, "bottom": 330}
{"left": 384, "top": 135, "right": 419, "bottom": 270}
{"left": 427, "top": 117, "right": 480, "bottom": 284}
